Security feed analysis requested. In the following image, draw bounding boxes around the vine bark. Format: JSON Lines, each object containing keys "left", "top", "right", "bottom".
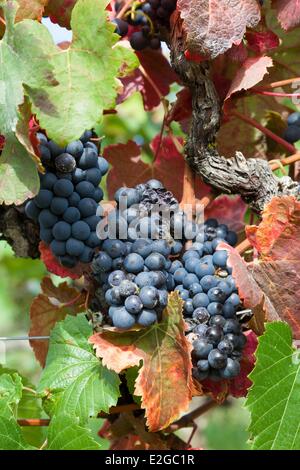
{"left": 169, "top": 17, "right": 299, "bottom": 212}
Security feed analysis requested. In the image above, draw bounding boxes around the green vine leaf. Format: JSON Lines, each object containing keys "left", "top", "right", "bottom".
{"left": 0, "top": 372, "right": 22, "bottom": 418}
{"left": 38, "top": 314, "right": 120, "bottom": 423}
{"left": 0, "top": 0, "right": 57, "bottom": 135}
{"left": 0, "top": 416, "right": 35, "bottom": 450}
{"left": 30, "top": 0, "right": 139, "bottom": 145}
{"left": 0, "top": 132, "right": 40, "bottom": 205}
{"left": 246, "top": 322, "right": 300, "bottom": 450}
{"left": 47, "top": 414, "right": 101, "bottom": 450}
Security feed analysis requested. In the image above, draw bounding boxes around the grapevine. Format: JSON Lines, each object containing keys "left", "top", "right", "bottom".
{"left": 0, "top": 0, "right": 300, "bottom": 454}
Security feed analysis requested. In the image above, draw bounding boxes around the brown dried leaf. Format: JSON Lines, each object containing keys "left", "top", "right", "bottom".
{"left": 29, "top": 276, "right": 86, "bottom": 366}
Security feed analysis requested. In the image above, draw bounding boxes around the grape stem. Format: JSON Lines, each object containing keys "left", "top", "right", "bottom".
{"left": 164, "top": 399, "right": 218, "bottom": 433}
{"left": 270, "top": 152, "right": 300, "bottom": 170}
{"left": 236, "top": 238, "right": 252, "bottom": 255}
{"left": 251, "top": 88, "right": 300, "bottom": 98}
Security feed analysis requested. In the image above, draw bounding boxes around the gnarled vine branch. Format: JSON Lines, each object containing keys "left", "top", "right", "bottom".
{"left": 169, "top": 21, "right": 299, "bottom": 213}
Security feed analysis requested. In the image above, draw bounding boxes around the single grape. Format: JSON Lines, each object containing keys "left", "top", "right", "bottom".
{"left": 50, "top": 240, "right": 66, "bottom": 256}
{"left": 207, "top": 302, "right": 223, "bottom": 316}
{"left": 78, "top": 198, "right": 98, "bottom": 217}
{"left": 85, "top": 168, "right": 102, "bottom": 186}
{"left": 123, "top": 253, "right": 144, "bottom": 273}
{"left": 86, "top": 232, "right": 100, "bottom": 248}
{"left": 222, "top": 301, "right": 236, "bottom": 318}
{"left": 169, "top": 260, "right": 183, "bottom": 274}
{"left": 66, "top": 238, "right": 85, "bottom": 256}
{"left": 223, "top": 319, "right": 241, "bottom": 335}
{"left": 68, "top": 192, "right": 81, "bottom": 207}
{"left": 25, "top": 200, "right": 40, "bottom": 221}
{"left": 76, "top": 181, "right": 95, "bottom": 198}
{"left": 130, "top": 239, "right": 152, "bottom": 259}
{"left": 105, "top": 287, "right": 122, "bottom": 306}
{"left": 184, "top": 299, "right": 194, "bottom": 316}
{"left": 173, "top": 268, "right": 187, "bottom": 284}
{"left": 40, "top": 228, "right": 53, "bottom": 244}
{"left": 52, "top": 221, "right": 71, "bottom": 241}
{"left": 84, "top": 215, "right": 101, "bottom": 231}
{"left": 72, "top": 168, "right": 86, "bottom": 184}
{"left": 192, "top": 338, "right": 213, "bottom": 359}
{"left": 112, "top": 18, "right": 129, "bottom": 36}
{"left": 226, "top": 231, "right": 238, "bottom": 246}
{"left": 125, "top": 295, "right": 143, "bottom": 314}
{"left": 189, "top": 283, "right": 203, "bottom": 296}
{"left": 137, "top": 309, "right": 157, "bottom": 326}
{"left": 195, "top": 262, "right": 215, "bottom": 278}
{"left": 207, "top": 287, "right": 227, "bottom": 303}
{"left": 219, "top": 358, "right": 240, "bottom": 379}
{"left": 287, "top": 112, "right": 300, "bottom": 127}
{"left": 135, "top": 271, "right": 154, "bottom": 288}
{"left": 48, "top": 140, "right": 65, "bottom": 157}
{"left": 192, "top": 293, "right": 210, "bottom": 308}
{"left": 53, "top": 179, "right": 74, "bottom": 197}
{"left": 130, "top": 31, "right": 149, "bottom": 51}
{"left": 97, "top": 157, "right": 109, "bottom": 175}
{"left": 103, "top": 239, "right": 126, "bottom": 258}
{"left": 185, "top": 257, "right": 199, "bottom": 273}
{"left": 79, "top": 246, "right": 94, "bottom": 263}
{"left": 206, "top": 326, "right": 223, "bottom": 346}
{"left": 217, "top": 339, "right": 234, "bottom": 355}
{"left": 226, "top": 293, "right": 240, "bottom": 306}
{"left": 108, "top": 270, "right": 126, "bottom": 287}
{"left": 158, "top": 289, "right": 168, "bottom": 308}
{"left": 63, "top": 207, "right": 81, "bottom": 224}
{"left": 38, "top": 209, "right": 58, "bottom": 228}
{"left": 179, "top": 289, "right": 189, "bottom": 301}
{"left": 197, "top": 359, "right": 210, "bottom": 372}
{"left": 50, "top": 197, "right": 69, "bottom": 215}
{"left": 139, "top": 286, "right": 158, "bottom": 309}
{"left": 284, "top": 124, "right": 300, "bottom": 143}
{"left": 66, "top": 140, "right": 84, "bottom": 159}
{"left": 40, "top": 172, "right": 57, "bottom": 190}
{"left": 112, "top": 307, "right": 136, "bottom": 329}
{"left": 59, "top": 255, "right": 77, "bottom": 268}
{"left": 72, "top": 220, "right": 91, "bottom": 240}
{"left": 208, "top": 349, "right": 227, "bottom": 369}
{"left": 182, "top": 250, "right": 200, "bottom": 262}
{"left": 144, "top": 252, "right": 166, "bottom": 270}
{"left": 119, "top": 280, "right": 138, "bottom": 297}
{"left": 35, "top": 189, "right": 53, "bottom": 209}
{"left": 192, "top": 307, "right": 210, "bottom": 324}
{"left": 80, "top": 130, "right": 93, "bottom": 143}
{"left": 212, "top": 250, "right": 228, "bottom": 268}
{"left": 55, "top": 153, "right": 76, "bottom": 173}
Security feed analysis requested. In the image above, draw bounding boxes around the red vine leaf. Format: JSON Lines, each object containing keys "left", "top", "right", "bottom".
{"left": 225, "top": 56, "right": 273, "bottom": 101}
{"left": 205, "top": 195, "right": 247, "bottom": 232}
{"left": 119, "top": 49, "right": 179, "bottom": 111}
{"left": 246, "top": 30, "right": 280, "bottom": 55}
{"left": 104, "top": 138, "right": 210, "bottom": 201}
{"left": 166, "top": 88, "right": 192, "bottom": 126}
{"left": 44, "top": 0, "right": 78, "bottom": 28}
{"left": 39, "top": 242, "right": 85, "bottom": 280}
{"left": 29, "top": 276, "right": 86, "bottom": 366}
{"left": 273, "top": 0, "right": 300, "bottom": 31}
{"left": 89, "top": 292, "right": 193, "bottom": 432}
{"left": 201, "top": 330, "right": 258, "bottom": 401}
{"left": 177, "top": 0, "right": 261, "bottom": 58}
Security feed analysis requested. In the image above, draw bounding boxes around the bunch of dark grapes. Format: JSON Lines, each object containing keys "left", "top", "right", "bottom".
{"left": 113, "top": 0, "right": 177, "bottom": 51}
{"left": 283, "top": 111, "right": 300, "bottom": 144}
{"left": 91, "top": 178, "right": 198, "bottom": 329}
{"left": 25, "top": 130, "right": 108, "bottom": 268}
{"left": 172, "top": 218, "right": 247, "bottom": 381}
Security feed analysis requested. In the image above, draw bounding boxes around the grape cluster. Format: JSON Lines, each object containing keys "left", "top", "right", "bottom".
{"left": 173, "top": 219, "right": 246, "bottom": 381}
{"left": 25, "top": 130, "right": 108, "bottom": 268}
{"left": 113, "top": 0, "right": 177, "bottom": 51}
{"left": 91, "top": 178, "right": 197, "bottom": 329}
{"left": 283, "top": 112, "right": 300, "bottom": 144}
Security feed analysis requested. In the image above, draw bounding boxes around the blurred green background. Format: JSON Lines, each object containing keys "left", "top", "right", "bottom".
{"left": 0, "top": 89, "right": 250, "bottom": 450}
